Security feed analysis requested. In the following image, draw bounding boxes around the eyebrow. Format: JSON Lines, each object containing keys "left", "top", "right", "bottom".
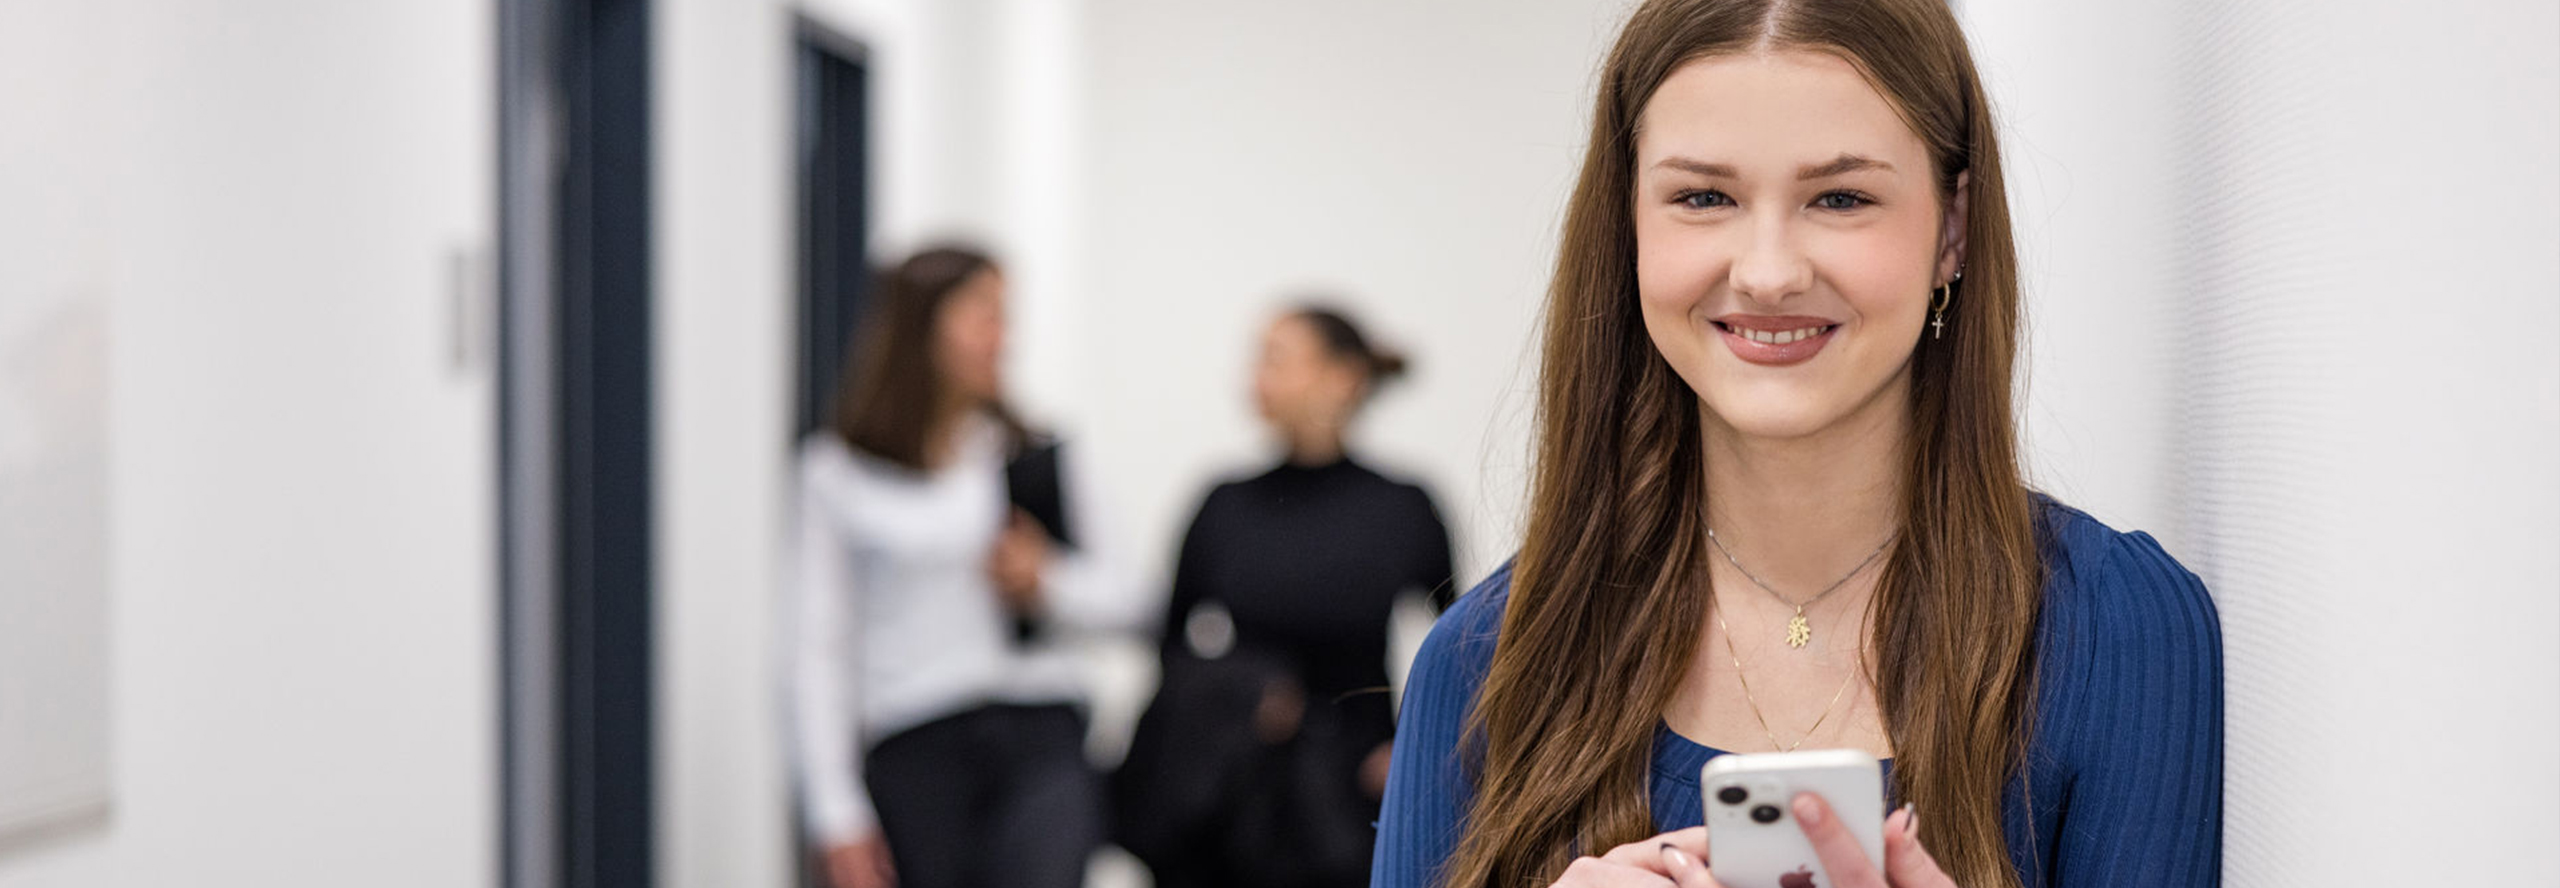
{"left": 1799, "top": 154, "right": 1894, "bottom": 179}
{"left": 1648, "top": 153, "right": 1896, "bottom": 180}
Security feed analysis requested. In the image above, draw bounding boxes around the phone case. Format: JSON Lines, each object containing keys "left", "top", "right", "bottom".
{"left": 1700, "top": 749, "right": 1886, "bottom": 888}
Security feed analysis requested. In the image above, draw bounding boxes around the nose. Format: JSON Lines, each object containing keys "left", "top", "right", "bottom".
{"left": 1729, "top": 214, "right": 1812, "bottom": 308}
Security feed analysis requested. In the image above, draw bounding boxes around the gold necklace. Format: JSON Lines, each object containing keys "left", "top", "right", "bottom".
{"left": 1714, "top": 605, "right": 1865, "bottom": 753}
{"left": 1705, "top": 528, "right": 1892, "bottom": 649}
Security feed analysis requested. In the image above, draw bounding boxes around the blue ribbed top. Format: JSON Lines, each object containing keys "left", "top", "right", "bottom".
{"left": 1372, "top": 499, "right": 2223, "bottom": 887}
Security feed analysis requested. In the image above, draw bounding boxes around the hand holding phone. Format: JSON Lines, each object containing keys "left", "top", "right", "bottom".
{"left": 1548, "top": 748, "right": 1954, "bottom": 888}
{"left": 1700, "top": 749, "right": 1885, "bottom": 888}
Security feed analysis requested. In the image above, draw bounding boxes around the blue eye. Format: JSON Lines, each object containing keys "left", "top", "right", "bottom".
{"left": 1814, "top": 191, "right": 1874, "bottom": 211}
{"left": 1676, "top": 189, "right": 1734, "bottom": 210}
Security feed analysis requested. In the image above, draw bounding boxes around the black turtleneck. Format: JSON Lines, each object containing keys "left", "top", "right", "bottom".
{"left": 1160, "top": 456, "right": 1456, "bottom": 753}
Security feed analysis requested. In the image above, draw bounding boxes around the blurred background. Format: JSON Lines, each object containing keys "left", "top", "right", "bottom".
{"left": 0, "top": 0, "right": 2553, "bottom": 886}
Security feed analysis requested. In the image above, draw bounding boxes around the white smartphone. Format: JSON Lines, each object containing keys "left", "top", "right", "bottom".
{"left": 1699, "top": 749, "right": 1886, "bottom": 888}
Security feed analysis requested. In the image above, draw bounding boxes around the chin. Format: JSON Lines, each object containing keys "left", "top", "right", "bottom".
{"left": 1674, "top": 364, "right": 1835, "bottom": 439}
{"left": 1702, "top": 399, "right": 1846, "bottom": 441}
{"left": 1695, "top": 362, "right": 1914, "bottom": 444}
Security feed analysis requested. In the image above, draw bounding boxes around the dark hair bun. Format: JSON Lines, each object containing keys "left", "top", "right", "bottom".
{"left": 1369, "top": 349, "right": 1410, "bottom": 383}
{"left": 1291, "top": 303, "right": 1412, "bottom": 389}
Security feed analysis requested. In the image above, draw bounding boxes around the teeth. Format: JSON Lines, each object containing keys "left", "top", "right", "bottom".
{"left": 1739, "top": 326, "right": 1825, "bottom": 345}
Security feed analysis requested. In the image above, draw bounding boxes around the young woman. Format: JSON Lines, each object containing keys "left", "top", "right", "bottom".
{"left": 1371, "top": 2, "right": 2222, "bottom": 888}
{"left": 790, "top": 246, "right": 1142, "bottom": 888}
{"left": 1116, "top": 306, "right": 1456, "bottom": 888}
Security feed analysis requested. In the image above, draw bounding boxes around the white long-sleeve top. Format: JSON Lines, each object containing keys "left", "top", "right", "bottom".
{"left": 788, "top": 416, "right": 1144, "bottom": 846}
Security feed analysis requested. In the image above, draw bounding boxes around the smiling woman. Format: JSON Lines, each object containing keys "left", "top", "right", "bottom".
{"left": 1368, "top": 2, "right": 2222, "bottom": 888}
{"left": 1633, "top": 50, "right": 1968, "bottom": 441}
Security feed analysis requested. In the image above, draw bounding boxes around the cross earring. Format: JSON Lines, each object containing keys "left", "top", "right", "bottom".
{"left": 1930, "top": 271, "right": 1961, "bottom": 340}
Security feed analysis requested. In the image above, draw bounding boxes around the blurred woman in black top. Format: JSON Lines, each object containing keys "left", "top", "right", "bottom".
{"left": 1113, "top": 305, "right": 1456, "bottom": 888}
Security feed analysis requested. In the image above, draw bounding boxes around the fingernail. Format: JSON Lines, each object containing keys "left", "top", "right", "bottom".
{"left": 1792, "top": 794, "right": 1823, "bottom": 827}
{"left": 1660, "top": 843, "right": 1699, "bottom": 872}
{"left": 1904, "top": 802, "right": 1920, "bottom": 835}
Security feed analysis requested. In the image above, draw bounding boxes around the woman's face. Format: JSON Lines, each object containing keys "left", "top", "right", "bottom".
{"left": 1632, "top": 50, "right": 1966, "bottom": 442}
{"left": 934, "top": 268, "right": 1008, "bottom": 406}
{"left": 1254, "top": 315, "right": 1361, "bottom": 434}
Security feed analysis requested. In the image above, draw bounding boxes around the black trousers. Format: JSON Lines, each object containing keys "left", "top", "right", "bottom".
{"left": 864, "top": 703, "right": 1102, "bottom": 888}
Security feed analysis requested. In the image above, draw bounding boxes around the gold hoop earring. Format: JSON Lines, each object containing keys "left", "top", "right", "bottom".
{"left": 1930, "top": 282, "right": 1954, "bottom": 340}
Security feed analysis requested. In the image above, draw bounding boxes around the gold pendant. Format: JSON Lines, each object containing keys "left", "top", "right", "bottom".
{"left": 1785, "top": 611, "right": 1811, "bottom": 648}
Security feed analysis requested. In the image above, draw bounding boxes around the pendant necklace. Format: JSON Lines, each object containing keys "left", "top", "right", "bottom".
{"left": 1705, "top": 528, "right": 1892, "bottom": 650}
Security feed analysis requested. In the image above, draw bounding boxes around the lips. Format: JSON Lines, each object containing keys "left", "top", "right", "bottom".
{"left": 1712, "top": 314, "right": 1840, "bottom": 366}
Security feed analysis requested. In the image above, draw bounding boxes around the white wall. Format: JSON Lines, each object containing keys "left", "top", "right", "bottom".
{"left": 654, "top": 0, "right": 797, "bottom": 882}
{"left": 0, "top": 0, "right": 498, "bottom": 885}
{"left": 1969, "top": 0, "right": 2560, "bottom": 881}
{"left": 2165, "top": 2, "right": 2557, "bottom": 881}
{"left": 1959, "top": 1, "right": 2183, "bottom": 537}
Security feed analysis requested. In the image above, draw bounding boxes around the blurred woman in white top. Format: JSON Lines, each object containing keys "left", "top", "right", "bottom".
{"left": 791, "top": 245, "right": 1142, "bottom": 888}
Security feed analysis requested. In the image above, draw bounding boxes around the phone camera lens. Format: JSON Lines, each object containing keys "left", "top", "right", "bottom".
{"left": 1750, "top": 804, "right": 1782, "bottom": 824}
{"left": 1716, "top": 786, "right": 1748, "bottom": 806}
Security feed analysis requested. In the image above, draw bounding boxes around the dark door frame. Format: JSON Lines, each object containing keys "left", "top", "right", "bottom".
{"left": 498, "top": 0, "right": 655, "bottom": 886}
{"left": 793, "top": 15, "right": 875, "bottom": 442}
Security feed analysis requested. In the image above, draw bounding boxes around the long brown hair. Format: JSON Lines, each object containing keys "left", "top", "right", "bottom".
{"left": 832, "top": 245, "right": 1023, "bottom": 469}
{"left": 1443, "top": 1, "right": 2040, "bottom": 886}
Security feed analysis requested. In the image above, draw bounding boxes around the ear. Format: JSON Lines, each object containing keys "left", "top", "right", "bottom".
{"left": 1937, "top": 170, "right": 1971, "bottom": 285}
{"left": 1324, "top": 364, "right": 1369, "bottom": 419}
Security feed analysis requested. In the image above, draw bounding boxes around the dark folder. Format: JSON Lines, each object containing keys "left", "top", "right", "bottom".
{"left": 1004, "top": 438, "right": 1076, "bottom": 549}
{"left": 1003, "top": 438, "right": 1075, "bottom": 642}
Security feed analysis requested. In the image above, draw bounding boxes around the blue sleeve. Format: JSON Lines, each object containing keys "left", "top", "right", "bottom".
{"left": 2046, "top": 531, "right": 2224, "bottom": 887}
{"left": 1372, "top": 565, "right": 1509, "bottom": 888}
